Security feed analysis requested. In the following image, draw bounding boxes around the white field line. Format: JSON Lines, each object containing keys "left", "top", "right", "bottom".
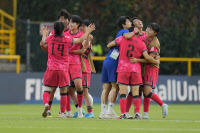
{"left": 0, "top": 126, "right": 200, "bottom": 132}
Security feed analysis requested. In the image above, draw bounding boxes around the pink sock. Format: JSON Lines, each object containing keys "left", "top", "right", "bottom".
{"left": 143, "top": 97, "right": 151, "bottom": 113}
{"left": 60, "top": 94, "right": 67, "bottom": 113}
{"left": 125, "top": 94, "right": 133, "bottom": 112}
{"left": 66, "top": 94, "right": 71, "bottom": 112}
{"left": 119, "top": 98, "right": 127, "bottom": 114}
{"left": 43, "top": 91, "right": 50, "bottom": 105}
{"left": 151, "top": 93, "right": 163, "bottom": 106}
{"left": 133, "top": 97, "right": 141, "bottom": 114}
{"left": 77, "top": 91, "right": 83, "bottom": 108}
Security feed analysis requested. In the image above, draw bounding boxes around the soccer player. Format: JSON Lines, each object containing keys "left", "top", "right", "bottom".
{"left": 40, "top": 9, "right": 73, "bottom": 118}
{"left": 123, "top": 17, "right": 147, "bottom": 118}
{"left": 66, "top": 15, "right": 89, "bottom": 118}
{"left": 99, "top": 16, "right": 132, "bottom": 119}
{"left": 107, "top": 32, "right": 159, "bottom": 119}
{"left": 65, "top": 19, "right": 95, "bottom": 118}
{"left": 40, "top": 21, "right": 95, "bottom": 118}
{"left": 79, "top": 19, "right": 95, "bottom": 118}
{"left": 130, "top": 23, "right": 168, "bottom": 118}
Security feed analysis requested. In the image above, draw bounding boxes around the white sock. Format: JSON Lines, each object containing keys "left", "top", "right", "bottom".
{"left": 107, "top": 102, "right": 114, "bottom": 113}
{"left": 101, "top": 104, "right": 107, "bottom": 114}
{"left": 67, "top": 111, "right": 71, "bottom": 114}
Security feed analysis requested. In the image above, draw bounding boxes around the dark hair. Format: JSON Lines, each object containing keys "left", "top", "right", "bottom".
{"left": 70, "top": 15, "right": 82, "bottom": 28}
{"left": 57, "top": 9, "right": 70, "bottom": 20}
{"left": 128, "top": 26, "right": 135, "bottom": 32}
{"left": 54, "top": 21, "right": 65, "bottom": 37}
{"left": 148, "top": 22, "right": 160, "bottom": 35}
{"left": 82, "top": 19, "right": 91, "bottom": 27}
{"left": 130, "top": 17, "right": 139, "bottom": 26}
{"left": 116, "top": 16, "right": 130, "bottom": 29}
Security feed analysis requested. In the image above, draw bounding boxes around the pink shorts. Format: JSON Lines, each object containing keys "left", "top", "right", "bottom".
{"left": 69, "top": 64, "right": 82, "bottom": 81}
{"left": 43, "top": 69, "right": 70, "bottom": 88}
{"left": 143, "top": 65, "right": 159, "bottom": 89}
{"left": 117, "top": 72, "right": 142, "bottom": 86}
{"left": 82, "top": 72, "right": 91, "bottom": 88}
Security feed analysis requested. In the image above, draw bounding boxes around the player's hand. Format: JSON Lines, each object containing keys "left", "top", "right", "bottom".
{"left": 42, "top": 28, "right": 50, "bottom": 37}
{"left": 40, "top": 27, "right": 47, "bottom": 35}
{"left": 155, "top": 60, "right": 160, "bottom": 65}
{"left": 130, "top": 57, "right": 138, "bottom": 63}
{"left": 134, "top": 27, "right": 139, "bottom": 34}
{"left": 86, "top": 24, "right": 96, "bottom": 33}
{"left": 155, "top": 55, "right": 160, "bottom": 60}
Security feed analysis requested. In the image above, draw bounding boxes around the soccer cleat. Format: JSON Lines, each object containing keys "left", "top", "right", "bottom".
{"left": 77, "top": 107, "right": 83, "bottom": 118}
{"left": 104, "top": 111, "right": 119, "bottom": 119}
{"left": 65, "top": 112, "right": 73, "bottom": 118}
{"left": 117, "top": 114, "right": 126, "bottom": 119}
{"left": 142, "top": 112, "right": 149, "bottom": 119}
{"left": 162, "top": 103, "right": 168, "bottom": 118}
{"left": 42, "top": 104, "right": 49, "bottom": 118}
{"left": 47, "top": 111, "right": 53, "bottom": 118}
{"left": 99, "top": 112, "right": 106, "bottom": 119}
{"left": 84, "top": 113, "right": 94, "bottom": 118}
{"left": 59, "top": 113, "right": 67, "bottom": 118}
{"left": 125, "top": 112, "right": 133, "bottom": 119}
{"left": 73, "top": 109, "right": 86, "bottom": 118}
{"left": 134, "top": 113, "right": 142, "bottom": 119}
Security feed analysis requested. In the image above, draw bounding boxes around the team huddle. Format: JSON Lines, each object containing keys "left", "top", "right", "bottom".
{"left": 40, "top": 9, "right": 168, "bottom": 119}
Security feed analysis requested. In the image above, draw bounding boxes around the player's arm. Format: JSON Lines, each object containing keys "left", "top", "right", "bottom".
{"left": 130, "top": 53, "right": 160, "bottom": 65}
{"left": 123, "top": 27, "right": 139, "bottom": 39}
{"left": 142, "top": 51, "right": 160, "bottom": 65}
{"left": 73, "top": 24, "right": 95, "bottom": 44}
{"left": 107, "top": 41, "right": 116, "bottom": 48}
{"left": 40, "top": 29, "right": 49, "bottom": 52}
{"left": 70, "top": 34, "right": 90, "bottom": 54}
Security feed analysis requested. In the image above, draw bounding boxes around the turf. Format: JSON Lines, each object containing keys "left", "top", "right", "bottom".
{"left": 0, "top": 104, "right": 199, "bottom": 133}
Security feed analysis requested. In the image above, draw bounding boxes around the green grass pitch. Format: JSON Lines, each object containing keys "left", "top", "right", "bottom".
{"left": 0, "top": 104, "right": 200, "bottom": 133}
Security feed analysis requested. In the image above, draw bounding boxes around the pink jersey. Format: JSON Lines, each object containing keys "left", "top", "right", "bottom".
{"left": 115, "top": 36, "right": 147, "bottom": 73}
{"left": 66, "top": 30, "right": 84, "bottom": 65}
{"left": 136, "top": 32, "right": 146, "bottom": 43}
{"left": 45, "top": 35, "right": 73, "bottom": 70}
{"left": 82, "top": 41, "right": 92, "bottom": 73}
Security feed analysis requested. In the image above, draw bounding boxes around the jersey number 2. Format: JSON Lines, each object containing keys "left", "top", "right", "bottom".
{"left": 126, "top": 44, "right": 134, "bottom": 57}
{"left": 51, "top": 43, "right": 64, "bottom": 56}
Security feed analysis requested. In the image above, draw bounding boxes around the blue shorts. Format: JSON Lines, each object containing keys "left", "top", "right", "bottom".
{"left": 101, "top": 58, "right": 118, "bottom": 83}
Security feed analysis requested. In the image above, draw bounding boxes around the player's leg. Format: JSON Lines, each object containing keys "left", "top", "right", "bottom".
{"left": 104, "top": 82, "right": 119, "bottom": 118}
{"left": 59, "top": 87, "right": 68, "bottom": 118}
{"left": 42, "top": 86, "right": 53, "bottom": 118}
{"left": 47, "top": 88, "right": 56, "bottom": 117}
{"left": 131, "top": 85, "right": 142, "bottom": 119}
{"left": 117, "top": 84, "right": 128, "bottom": 119}
{"left": 99, "top": 83, "right": 111, "bottom": 118}
{"left": 143, "top": 86, "right": 168, "bottom": 118}
{"left": 42, "top": 69, "right": 58, "bottom": 117}
{"left": 125, "top": 89, "right": 133, "bottom": 118}
{"left": 74, "top": 78, "right": 84, "bottom": 118}
{"left": 130, "top": 72, "right": 143, "bottom": 119}
{"left": 143, "top": 67, "right": 168, "bottom": 118}
{"left": 83, "top": 87, "right": 94, "bottom": 118}
{"left": 64, "top": 87, "right": 73, "bottom": 118}
{"left": 82, "top": 73, "right": 94, "bottom": 118}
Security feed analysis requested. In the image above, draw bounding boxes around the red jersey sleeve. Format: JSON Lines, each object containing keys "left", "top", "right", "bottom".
{"left": 114, "top": 36, "right": 123, "bottom": 46}
{"left": 149, "top": 47, "right": 158, "bottom": 54}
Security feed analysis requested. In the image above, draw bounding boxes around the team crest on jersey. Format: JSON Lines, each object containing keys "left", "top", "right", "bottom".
{"left": 150, "top": 47, "right": 154, "bottom": 51}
